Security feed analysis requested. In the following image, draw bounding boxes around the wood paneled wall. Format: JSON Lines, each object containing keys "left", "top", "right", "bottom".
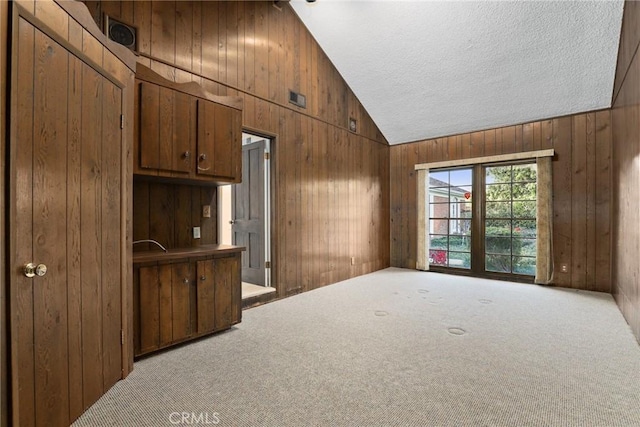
{"left": 1, "top": 1, "right": 7, "bottom": 425}
{"left": 133, "top": 181, "right": 218, "bottom": 250}
{"left": 84, "top": 1, "right": 391, "bottom": 294}
{"left": 390, "top": 113, "right": 612, "bottom": 292}
{"left": 611, "top": 0, "right": 640, "bottom": 342}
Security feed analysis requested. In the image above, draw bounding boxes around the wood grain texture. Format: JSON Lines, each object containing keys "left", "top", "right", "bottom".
{"left": 82, "top": 0, "right": 391, "bottom": 295}
{"left": 611, "top": 1, "right": 640, "bottom": 343}
{"left": 1, "top": 1, "right": 7, "bottom": 419}
{"left": 133, "top": 180, "right": 218, "bottom": 250}
{"left": 391, "top": 113, "right": 612, "bottom": 292}
{"left": 196, "top": 260, "right": 215, "bottom": 334}
{"left": 7, "top": 2, "right": 135, "bottom": 424}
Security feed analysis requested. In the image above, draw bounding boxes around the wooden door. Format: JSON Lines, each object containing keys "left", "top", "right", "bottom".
{"left": 197, "top": 100, "right": 241, "bottom": 180}
{"left": 139, "top": 82, "right": 194, "bottom": 174}
{"left": 232, "top": 140, "right": 267, "bottom": 285}
{"left": 10, "top": 17, "right": 124, "bottom": 426}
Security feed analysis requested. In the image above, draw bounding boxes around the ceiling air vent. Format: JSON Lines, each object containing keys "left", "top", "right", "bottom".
{"left": 105, "top": 16, "right": 137, "bottom": 51}
{"left": 289, "top": 90, "right": 306, "bottom": 109}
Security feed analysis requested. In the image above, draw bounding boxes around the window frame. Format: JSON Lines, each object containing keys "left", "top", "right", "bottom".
{"left": 427, "top": 160, "right": 537, "bottom": 283}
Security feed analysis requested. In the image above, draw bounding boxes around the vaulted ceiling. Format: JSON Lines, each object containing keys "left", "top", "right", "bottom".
{"left": 290, "top": 0, "right": 624, "bottom": 145}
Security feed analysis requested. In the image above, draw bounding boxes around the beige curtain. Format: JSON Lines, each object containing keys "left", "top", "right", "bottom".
{"left": 416, "top": 169, "right": 429, "bottom": 270}
{"left": 535, "top": 156, "right": 554, "bottom": 284}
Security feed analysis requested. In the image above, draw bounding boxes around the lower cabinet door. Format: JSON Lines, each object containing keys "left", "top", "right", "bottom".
{"left": 137, "top": 262, "right": 193, "bottom": 355}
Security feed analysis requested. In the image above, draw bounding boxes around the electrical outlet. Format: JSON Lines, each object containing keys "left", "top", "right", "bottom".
{"left": 560, "top": 264, "right": 568, "bottom": 273}
{"left": 351, "top": 257, "right": 355, "bottom": 265}
{"left": 202, "top": 205, "right": 211, "bottom": 218}
{"left": 193, "top": 227, "right": 201, "bottom": 239}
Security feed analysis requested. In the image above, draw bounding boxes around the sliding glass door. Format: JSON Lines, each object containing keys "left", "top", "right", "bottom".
{"left": 428, "top": 162, "right": 537, "bottom": 279}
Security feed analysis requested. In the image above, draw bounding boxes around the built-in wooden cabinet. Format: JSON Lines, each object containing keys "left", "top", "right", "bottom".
{"left": 134, "top": 64, "right": 243, "bottom": 184}
{"left": 132, "top": 65, "right": 244, "bottom": 358}
{"left": 139, "top": 81, "right": 195, "bottom": 174}
{"left": 134, "top": 249, "right": 242, "bottom": 357}
{"left": 196, "top": 99, "right": 242, "bottom": 181}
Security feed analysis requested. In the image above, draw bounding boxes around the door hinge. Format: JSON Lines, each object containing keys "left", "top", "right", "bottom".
{"left": 120, "top": 115, "right": 124, "bottom": 129}
{"left": 264, "top": 152, "right": 270, "bottom": 160}
{"left": 265, "top": 261, "right": 271, "bottom": 269}
{"left": 121, "top": 330, "right": 124, "bottom": 345}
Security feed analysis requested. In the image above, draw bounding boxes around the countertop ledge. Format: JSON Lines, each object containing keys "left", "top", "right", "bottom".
{"left": 133, "top": 244, "right": 245, "bottom": 264}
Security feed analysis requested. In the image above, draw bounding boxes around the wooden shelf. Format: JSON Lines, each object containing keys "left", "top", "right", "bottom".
{"left": 133, "top": 244, "right": 245, "bottom": 264}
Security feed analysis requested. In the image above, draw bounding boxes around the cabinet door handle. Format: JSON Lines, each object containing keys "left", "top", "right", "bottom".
{"left": 183, "top": 151, "right": 191, "bottom": 159}
{"left": 183, "top": 278, "right": 190, "bottom": 285}
{"left": 197, "top": 153, "right": 211, "bottom": 171}
{"left": 200, "top": 275, "right": 206, "bottom": 281}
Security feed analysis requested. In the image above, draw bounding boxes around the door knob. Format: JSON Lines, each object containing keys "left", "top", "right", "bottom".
{"left": 24, "top": 263, "right": 47, "bottom": 278}
{"left": 229, "top": 220, "right": 235, "bottom": 224}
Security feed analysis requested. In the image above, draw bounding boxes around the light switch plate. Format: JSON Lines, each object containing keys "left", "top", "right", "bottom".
{"left": 193, "top": 227, "right": 201, "bottom": 239}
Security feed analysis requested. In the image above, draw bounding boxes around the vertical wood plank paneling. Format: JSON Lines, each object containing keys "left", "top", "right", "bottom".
{"left": 460, "top": 133, "right": 471, "bottom": 159}
{"left": 174, "top": 1, "right": 192, "bottom": 72}
{"left": 138, "top": 267, "right": 160, "bottom": 352}
{"left": 470, "top": 131, "right": 484, "bottom": 158}
{"left": 484, "top": 130, "right": 496, "bottom": 157}
{"left": 174, "top": 185, "right": 192, "bottom": 247}
{"left": 33, "top": 29, "right": 69, "bottom": 426}
{"left": 171, "top": 262, "right": 191, "bottom": 339}
{"left": 133, "top": 181, "right": 150, "bottom": 248}
{"left": 225, "top": 2, "right": 238, "bottom": 89}
{"left": 595, "top": 111, "right": 611, "bottom": 292}
{"left": 201, "top": 2, "right": 218, "bottom": 83}
{"left": 67, "top": 54, "right": 84, "bottom": 421}
{"left": 541, "top": 120, "right": 553, "bottom": 149}
{"left": 12, "top": 19, "right": 36, "bottom": 426}
{"left": 150, "top": 0, "right": 175, "bottom": 68}
{"left": 502, "top": 126, "right": 516, "bottom": 153}
{"left": 254, "top": 2, "right": 268, "bottom": 99}
{"left": 611, "top": 1, "right": 640, "bottom": 341}
{"left": 191, "top": 0, "right": 202, "bottom": 77}
{"left": 80, "top": 59, "right": 104, "bottom": 409}
{"left": 522, "top": 122, "right": 533, "bottom": 152}
{"left": 236, "top": 2, "right": 246, "bottom": 92}
{"left": 571, "top": 114, "right": 587, "bottom": 287}
{"left": 101, "top": 81, "right": 122, "bottom": 390}
{"left": 585, "top": 113, "right": 597, "bottom": 290}
{"left": 134, "top": 1, "right": 151, "bottom": 56}
{"left": 244, "top": 2, "right": 255, "bottom": 93}
{"left": 552, "top": 117, "right": 572, "bottom": 287}
{"left": 514, "top": 124, "right": 524, "bottom": 153}
{"left": 158, "top": 264, "right": 173, "bottom": 345}
{"left": 216, "top": 3, "right": 227, "bottom": 93}
{"left": 149, "top": 183, "right": 175, "bottom": 248}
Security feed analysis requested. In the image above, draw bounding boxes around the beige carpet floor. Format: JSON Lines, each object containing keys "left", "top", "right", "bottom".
{"left": 73, "top": 268, "right": 640, "bottom": 426}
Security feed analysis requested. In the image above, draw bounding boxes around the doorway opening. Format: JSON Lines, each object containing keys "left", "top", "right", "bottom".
{"left": 219, "top": 132, "right": 276, "bottom": 300}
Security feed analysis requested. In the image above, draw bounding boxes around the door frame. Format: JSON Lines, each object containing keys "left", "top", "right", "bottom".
{"left": 222, "top": 127, "right": 277, "bottom": 290}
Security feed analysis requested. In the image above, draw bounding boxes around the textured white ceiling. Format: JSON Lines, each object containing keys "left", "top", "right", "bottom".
{"left": 290, "top": 0, "right": 624, "bottom": 145}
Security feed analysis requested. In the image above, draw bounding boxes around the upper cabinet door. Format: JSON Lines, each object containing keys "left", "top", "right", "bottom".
{"left": 197, "top": 99, "right": 241, "bottom": 182}
{"left": 139, "top": 82, "right": 194, "bottom": 174}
